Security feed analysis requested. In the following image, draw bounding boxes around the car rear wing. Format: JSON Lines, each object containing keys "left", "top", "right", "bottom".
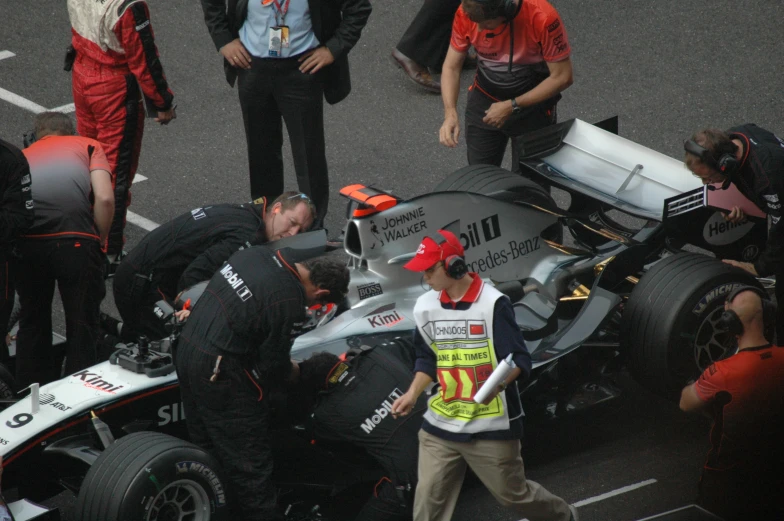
{"left": 518, "top": 118, "right": 703, "bottom": 222}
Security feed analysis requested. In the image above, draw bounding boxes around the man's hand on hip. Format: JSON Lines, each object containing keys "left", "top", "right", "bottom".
{"left": 220, "top": 39, "right": 252, "bottom": 70}
{"left": 298, "top": 47, "right": 334, "bottom": 74}
{"left": 483, "top": 100, "right": 513, "bottom": 128}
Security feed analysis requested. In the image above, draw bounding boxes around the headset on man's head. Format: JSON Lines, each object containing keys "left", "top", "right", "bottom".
{"left": 684, "top": 139, "right": 740, "bottom": 184}
{"left": 431, "top": 230, "right": 468, "bottom": 280}
{"left": 717, "top": 285, "right": 776, "bottom": 339}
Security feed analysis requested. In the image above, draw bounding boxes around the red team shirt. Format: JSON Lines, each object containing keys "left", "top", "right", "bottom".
{"left": 22, "top": 136, "right": 110, "bottom": 242}
{"left": 695, "top": 345, "right": 784, "bottom": 473}
{"left": 450, "top": 0, "right": 571, "bottom": 99}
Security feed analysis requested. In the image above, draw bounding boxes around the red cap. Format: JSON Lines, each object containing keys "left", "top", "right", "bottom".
{"left": 403, "top": 230, "right": 464, "bottom": 272}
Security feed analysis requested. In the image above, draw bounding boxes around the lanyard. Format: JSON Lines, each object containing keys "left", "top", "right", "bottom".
{"left": 272, "top": 0, "right": 291, "bottom": 26}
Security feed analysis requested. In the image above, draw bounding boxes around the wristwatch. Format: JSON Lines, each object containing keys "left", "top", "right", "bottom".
{"left": 510, "top": 98, "right": 522, "bottom": 115}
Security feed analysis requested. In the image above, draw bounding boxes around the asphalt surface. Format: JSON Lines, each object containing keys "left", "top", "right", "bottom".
{"left": 2, "top": 0, "right": 784, "bottom": 519}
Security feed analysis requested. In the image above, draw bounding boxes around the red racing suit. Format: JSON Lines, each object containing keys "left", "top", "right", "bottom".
{"left": 67, "top": 0, "right": 174, "bottom": 255}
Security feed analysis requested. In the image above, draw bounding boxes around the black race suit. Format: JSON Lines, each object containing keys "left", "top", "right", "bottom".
{"left": 726, "top": 124, "right": 784, "bottom": 341}
{"left": 175, "top": 246, "right": 307, "bottom": 521}
{"left": 312, "top": 341, "right": 426, "bottom": 521}
{"left": 113, "top": 199, "right": 269, "bottom": 340}
{"left": 0, "top": 139, "right": 33, "bottom": 348}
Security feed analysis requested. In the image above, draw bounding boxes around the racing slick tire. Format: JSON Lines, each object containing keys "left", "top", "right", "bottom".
{"left": 433, "top": 164, "right": 562, "bottom": 242}
{"left": 74, "top": 432, "right": 229, "bottom": 521}
{"left": 621, "top": 252, "right": 762, "bottom": 399}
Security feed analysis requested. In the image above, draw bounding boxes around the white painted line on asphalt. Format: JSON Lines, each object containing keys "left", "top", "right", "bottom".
{"left": 126, "top": 210, "right": 160, "bottom": 231}
{"left": 0, "top": 86, "right": 48, "bottom": 114}
{"left": 0, "top": 51, "right": 16, "bottom": 61}
{"left": 50, "top": 102, "right": 75, "bottom": 114}
{"left": 133, "top": 174, "right": 148, "bottom": 183}
{"left": 572, "top": 479, "right": 658, "bottom": 508}
{"left": 517, "top": 478, "right": 658, "bottom": 520}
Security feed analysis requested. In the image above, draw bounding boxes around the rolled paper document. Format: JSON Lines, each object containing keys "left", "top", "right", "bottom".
{"left": 473, "top": 354, "right": 516, "bottom": 403}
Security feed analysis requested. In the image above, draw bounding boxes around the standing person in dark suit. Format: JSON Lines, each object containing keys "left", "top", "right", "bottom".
{"left": 0, "top": 139, "right": 34, "bottom": 361}
{"left": 391, "top": 0, "right": 462, "bottom": 94}
{"left": 199, "top": 0, "right": 372, "bottom": 228}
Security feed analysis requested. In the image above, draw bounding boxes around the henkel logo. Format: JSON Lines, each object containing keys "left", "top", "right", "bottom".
{"left": 702, "top": 212, "right": 753, "bottom": 246}
{"left": 360, "top": 388, "right": 404, "bottom": 434}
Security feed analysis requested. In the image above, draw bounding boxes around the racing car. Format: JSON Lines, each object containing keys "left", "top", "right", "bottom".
{"left": 0, "top": 117, "right": 770, "bottom": 520}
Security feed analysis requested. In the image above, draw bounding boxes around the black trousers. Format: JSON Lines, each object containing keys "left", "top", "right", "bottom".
{"left": 356, "top": 477, "right": 414, "bottom": 521}
{"left": 396, "top": 0, "right": 462, "bottom": 70}
{"left": 14, "top": 239, "right": 105, "bottom": 388}
{"left": 175, "top": 337, "right": 280, "bottom": 521}
{"left": 465, "top": 87, "right": 557, "bottom": 169}
{"left": 238, "top": 56, "right": 329, "bottom": 224}
{"left": 0, "top": 258, "right": 15, "bottom": 362}
{"left": 113, "top": 261, "right": 170, "bottom": 342}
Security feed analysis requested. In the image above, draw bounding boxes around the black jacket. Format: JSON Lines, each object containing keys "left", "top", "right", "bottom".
{"left": 180, "top": 246, "right": 307, "bottom": 383}
{"left": 727, "top": 124, "right": 784, "bottom": 276}
{"left": 118, "top": 200, "right": 268, "bottom": 299}
{"left": 0, "top": 139, "right": 33, "bottom": 260}
{"left": 312, "top": 342, "right": 424, "bottom": 483}
{"left": 199, "top": 0, "right": 371, "bottom": 104}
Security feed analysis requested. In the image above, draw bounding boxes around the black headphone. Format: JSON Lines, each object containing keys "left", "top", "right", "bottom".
{"left": 474, "top": 0, "right": 518, "bottom": 21}
{"left": 717, "top": 285, "right": 776, "bottom": 339}
{"left": 684, "top": 139, "right": 740, "bottom": 180}
{"left": 432, "top": 231, "right": 468, "bottom": 280}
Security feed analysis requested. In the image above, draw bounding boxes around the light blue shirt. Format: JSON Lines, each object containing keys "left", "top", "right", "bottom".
{"left": 240, "top": 0, "right": 321, "bottom": 58}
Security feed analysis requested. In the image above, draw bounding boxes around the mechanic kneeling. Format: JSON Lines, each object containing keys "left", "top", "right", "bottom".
{"left": 294, "top": 342, "right": 426, "bottom": 521}
{"left": 680, "top": 286, "right": 784, "bottom": 521}
{"left": 110, "top": 191, "right": 315, "bottom": 342}
{"left": 175, "top": 246, "right": 349, "bottom": 521}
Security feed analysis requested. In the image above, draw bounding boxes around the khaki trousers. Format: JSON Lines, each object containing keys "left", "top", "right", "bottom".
{"left": 414, "top": 430, "right": 570, "bottom": 521}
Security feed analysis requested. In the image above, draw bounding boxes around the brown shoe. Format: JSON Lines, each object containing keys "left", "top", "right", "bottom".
{"left": 391, "top": 48, "right": 440, "bottom": 94}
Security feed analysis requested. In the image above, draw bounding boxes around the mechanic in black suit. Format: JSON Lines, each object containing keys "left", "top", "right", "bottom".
{"left": 0, "top": 139, "right": 33, "bottom": 361}
{"left": 684, "top": 125, "right": 784, "bottom": 342}
{"left": 108, "top": 191, "right": 315, "bottom": 342}
{"left": 294, "top": 343, "right": 425, "bottom": 521}
{"left": 199, "top": 0, "right": 371, "bottom": 228}
{"left": 175, "top": 247, "right": 349, "bottom": 520}
{"left": 391, "top": 0, "right": 462, "bottom": 93}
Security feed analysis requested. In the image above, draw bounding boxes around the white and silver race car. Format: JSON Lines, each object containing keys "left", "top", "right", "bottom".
{"left": 0, "top": 117, "right": 770, "bottom": 521}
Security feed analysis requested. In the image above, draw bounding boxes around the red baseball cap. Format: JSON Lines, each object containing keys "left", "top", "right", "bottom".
{"left": 404, "top": 230, "right": 464, "bottom": 272}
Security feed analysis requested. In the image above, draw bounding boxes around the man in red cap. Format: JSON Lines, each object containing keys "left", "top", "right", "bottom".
{"left": 391, "top": 230, "right": 577, "bottom": 521}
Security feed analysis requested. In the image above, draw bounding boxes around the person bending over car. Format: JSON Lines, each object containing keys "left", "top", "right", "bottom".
{"left": 16, "top": 112, "right": 115, "bottom": 388}
{"left": 684, "top": 125, "right": 784, "bottom": 342}
{"left": 439, "top": 0, "right": 573, "bottom": 169}
{"left": 109, "top": 191, "right": 315, "bottom": 342}
{"left": 391, "top": 230, "right": 577, "bottom": 521}
{"left": 294, "top": 343, "right": 426, "bottom": 521}
{"left": 679, "top": 286, "right": 784, "bottom": 520}
{"left": 175, "top": 247, "right": 349, "bottom": 521}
